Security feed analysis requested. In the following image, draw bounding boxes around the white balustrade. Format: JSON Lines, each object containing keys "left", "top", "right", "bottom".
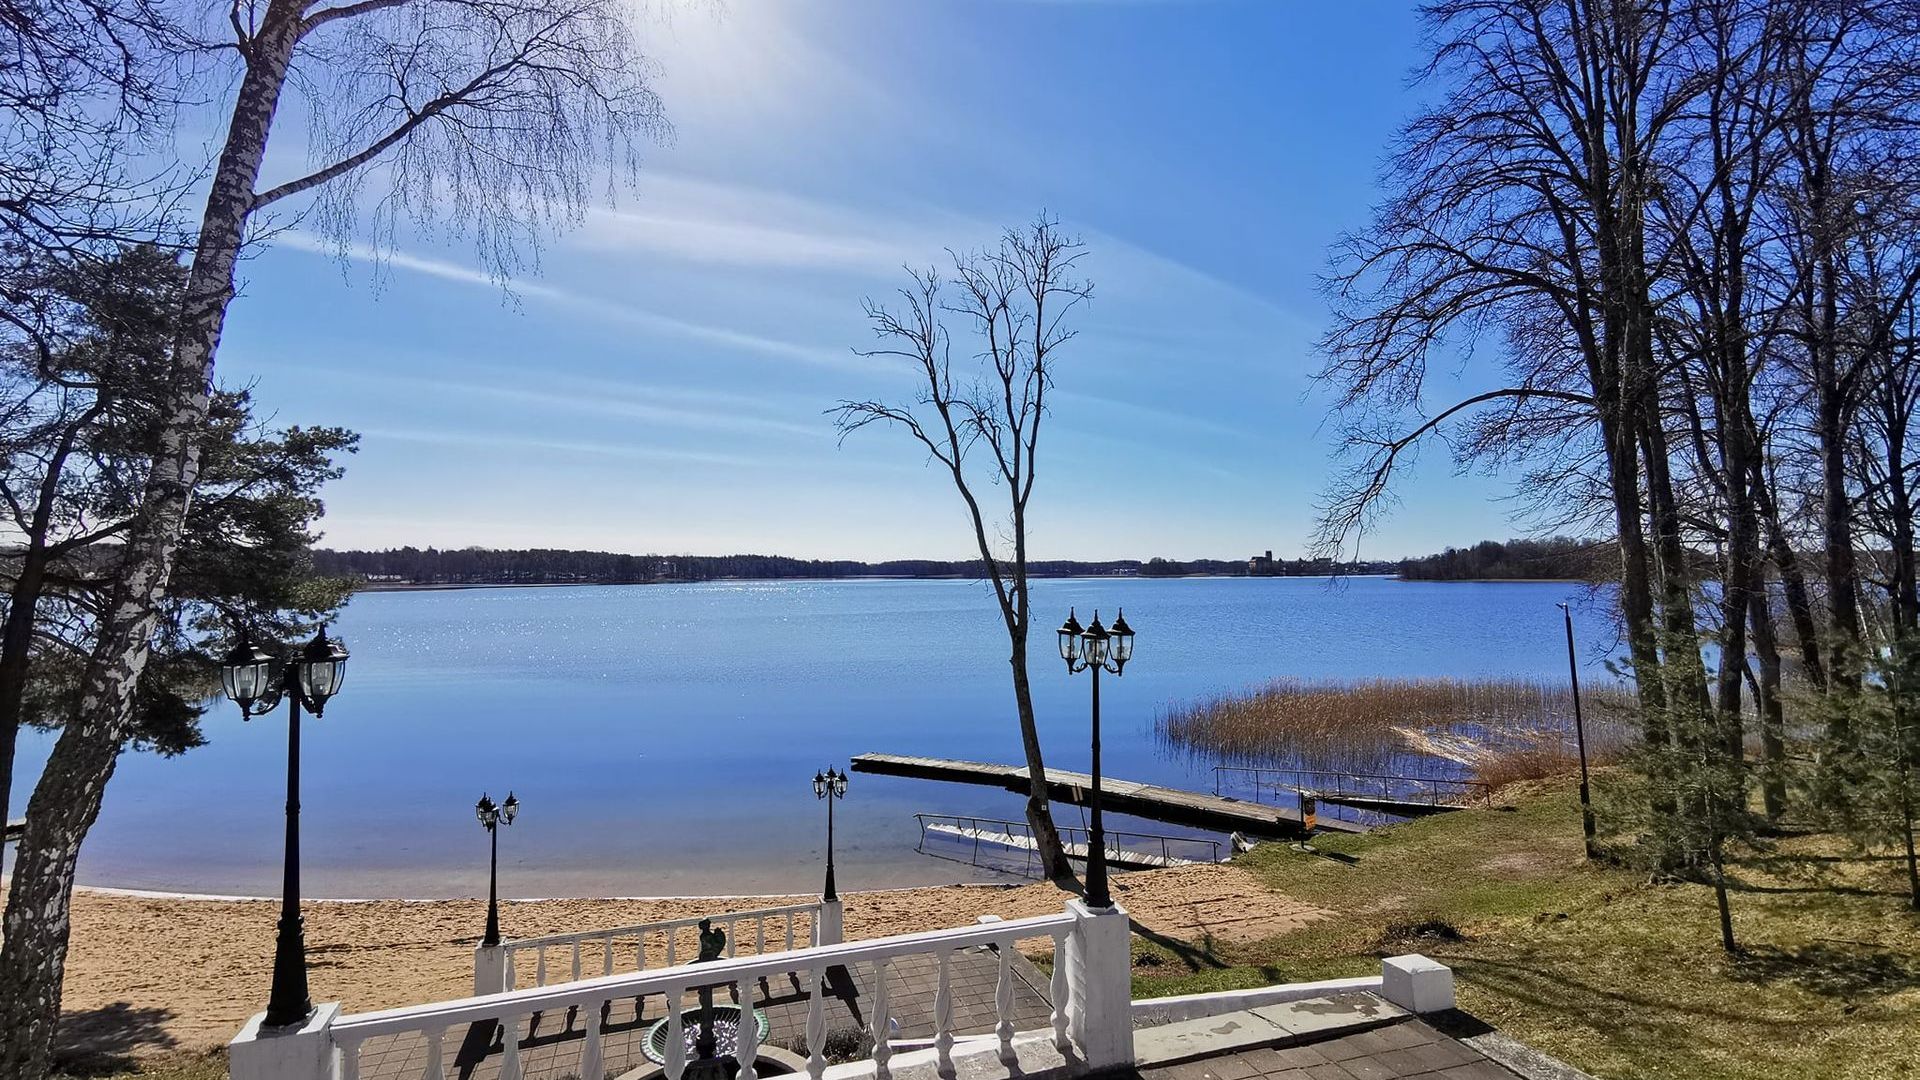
{"left": 493, "top": 900, "right": 826, "bottom": 989}
{"left": 330, "top": 909, "right": 1089, "bottom": 1080}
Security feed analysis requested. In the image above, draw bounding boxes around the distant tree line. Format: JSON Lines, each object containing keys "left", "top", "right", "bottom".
{"left": 311, "top": 547, "right": 1397, "bottom": 585}
{"left": 1397, "top": 538, "right": 1605, "bottom": 582}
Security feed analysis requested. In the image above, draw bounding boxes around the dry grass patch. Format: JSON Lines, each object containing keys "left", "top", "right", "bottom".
{"left": 1157, "top": 676, "right": 1634, "bottom": 785}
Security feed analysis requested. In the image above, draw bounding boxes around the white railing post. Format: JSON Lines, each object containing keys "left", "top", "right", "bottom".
{"left": 228, "top": 1002, "right": 341, "bottom": 1080}
{"left": 1064, "top": 899, "right": 1134, "bottom": 1069}
{"left": 816, "top": 897, "right": 843, "bottom": 946}
{"left": 474, "top": 943, "right": 508, "bottom": 996}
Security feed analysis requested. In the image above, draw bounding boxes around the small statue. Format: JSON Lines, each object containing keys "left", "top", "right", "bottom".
{"left": 696, "top": 918, "right": 727, "bottom": 963}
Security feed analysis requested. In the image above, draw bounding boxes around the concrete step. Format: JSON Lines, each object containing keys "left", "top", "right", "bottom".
{"left": 1132, "top": 993, "right": 1408, "bottom": 1068}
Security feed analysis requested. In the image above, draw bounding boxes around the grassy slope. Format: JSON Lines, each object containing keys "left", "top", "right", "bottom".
{"left": 1123, "top": 778, "right": 1920, "bottom": 1080}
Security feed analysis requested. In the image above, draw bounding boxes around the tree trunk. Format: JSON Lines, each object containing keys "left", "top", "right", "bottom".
{"left": 0, "top": 12, "right": 303, "bottom": 1076}
{"left": 1008, "top": 634, "right": 1069, "bottom": 883}
{"left": 1754, "top": 467, "right": 1827, "bottom": 691}
{"left": 0, "top": 398, "right": 100, "bottom": 877}
{"left": 1749, "top": 587, "right": 1788, "bottom": 821}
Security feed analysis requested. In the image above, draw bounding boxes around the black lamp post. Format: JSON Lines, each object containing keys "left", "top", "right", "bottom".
{"left": 1557, "top": 603, "right": 1597, "bottom": 859}
{"left": 219, "top": 626, "right": 350, "bottom": 1029}
{"left": 476, "top": 791, "right": 519, "bottom": 947}
{"left": 813, "top": 767, "right": 847, "bottom": 900}
{"left": 1058, "top": 607, "right": 1135, "bottom": 910}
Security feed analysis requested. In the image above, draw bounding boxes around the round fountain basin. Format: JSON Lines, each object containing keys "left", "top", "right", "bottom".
{"left": 642, "top": 1005, "right": 773, "bottom": 1067}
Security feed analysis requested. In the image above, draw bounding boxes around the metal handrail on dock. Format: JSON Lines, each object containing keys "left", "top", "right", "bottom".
{"left": 913, "top": 813, "right": 1222, "bottom": 877}
{"left": 1212, "top": 766, "right": 1492, "bottom": 809}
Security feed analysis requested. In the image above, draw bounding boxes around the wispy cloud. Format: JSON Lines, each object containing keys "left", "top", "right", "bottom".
{"left": 307, "top": 364, "right": 830, "bottom": 442}
{"left": 272, "top": 230, "right": 873, "bottom": 372}
{"left": 361, "top": 426, "right": 763, "bottom": 469}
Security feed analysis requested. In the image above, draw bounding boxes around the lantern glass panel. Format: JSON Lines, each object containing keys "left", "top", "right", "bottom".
{"left": 502, "top": 794, "right": 519, "bottom": 824}
{"left": 1083, "top": 631, "right": 1109, "bottom": 667}
{"left": 298, "top": 657, "right": 345, "bottom": 705}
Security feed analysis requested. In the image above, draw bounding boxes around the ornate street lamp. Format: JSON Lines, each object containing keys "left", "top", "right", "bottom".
{"left": 476, "top": 791, "right": 520, "bottom": 947}
{"left": 1058, "top": 607, "right": 1135, "bottom": 909}
{"left": 219, "top": 626, "right": 350, "bottom": 1029}
{"left": 813, "top": 767, "right": 848, "bottom": 900}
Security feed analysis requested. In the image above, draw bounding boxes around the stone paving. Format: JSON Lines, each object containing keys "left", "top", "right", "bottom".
{"left": 1134, "top": 1018, "right": 1524, "bottom": 1080}
{"left": 354, "top": 944, "right": 1054, "bottom": 1080}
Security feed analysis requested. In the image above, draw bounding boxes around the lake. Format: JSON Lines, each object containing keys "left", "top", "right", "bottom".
{"left": 8, "top": 576, "right": 1618, "bottom": 898}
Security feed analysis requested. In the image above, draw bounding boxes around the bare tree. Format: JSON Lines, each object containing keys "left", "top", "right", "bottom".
{"left": 835, "top": 216, "right": 1090, "bottom": 885}
{"left": 0, "top": 1, "right": 665, "bottom": 1074}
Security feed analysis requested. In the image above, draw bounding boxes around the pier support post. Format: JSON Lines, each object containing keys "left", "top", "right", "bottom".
{"left": 1065, "top": 899, "right": 1134, "bottom": 1069}
{"left": 474, "top": 943, "right": 508, "bottom": 996}
{"left": 230, "top": 1002, "right": 339, "bottom": 1080}
{"left": 816, "top": 897, "right": 843, "bottom": 946}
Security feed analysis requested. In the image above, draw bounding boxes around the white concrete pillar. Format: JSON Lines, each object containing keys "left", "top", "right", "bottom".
{"left": 1381, "top": 954, "right": 1455, "bottom": 1013}
{"left": 229, "top": 1002, "right": 341, "bottom": 1080}
{"left": 1064, "top": 899, "right": 1134, "bottom": 1069}
{"left": 474, "top": 943, "right": 507, "bottom": 996}
{"left": 816, "top": 898, "right": 844, "bottom": 946}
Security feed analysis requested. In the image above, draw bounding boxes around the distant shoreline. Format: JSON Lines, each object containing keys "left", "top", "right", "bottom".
{"left": 350, "top": 573, "right": 1425, "bottom": 593}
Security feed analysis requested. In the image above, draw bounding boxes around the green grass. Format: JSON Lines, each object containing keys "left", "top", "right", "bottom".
{"left": 1120, "top": 777, "right": 1920, "bottom": 1080}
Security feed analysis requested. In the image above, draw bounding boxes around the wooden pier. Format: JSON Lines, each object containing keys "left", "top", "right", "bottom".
{"left": 851, "top": 753, "right": 1363, "bottom": 838}
{"left": 920, "top": 821, "right": 1206, "bottom": 869}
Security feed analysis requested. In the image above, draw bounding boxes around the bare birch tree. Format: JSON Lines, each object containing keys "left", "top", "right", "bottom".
{"left": 835, "top": 216, "right": 1090, "bottom": 885}
{"left": 0, "top": 1, "right": 665, "bottom": 1073}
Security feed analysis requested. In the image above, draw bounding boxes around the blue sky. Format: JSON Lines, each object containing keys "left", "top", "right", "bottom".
{"left": 212, "top": 0, "right": 1523, "bottom": 561}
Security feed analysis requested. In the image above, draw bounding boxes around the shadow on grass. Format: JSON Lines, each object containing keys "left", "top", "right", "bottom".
{"left": 1130, "top": 920, "right": 1232, "bottom": 973}
{"left": 1727, "top": 942, "right": 1920, "bottom": 999}
{"left": 52, "top": 1001, "right": 177, "bottom": 1077}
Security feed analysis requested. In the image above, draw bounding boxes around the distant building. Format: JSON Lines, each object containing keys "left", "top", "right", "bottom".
{"left": 1248, "top": 550, "right": 1276, "bottom": 576}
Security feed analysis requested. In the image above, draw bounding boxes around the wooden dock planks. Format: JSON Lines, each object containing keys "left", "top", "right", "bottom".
{"left": 851, "top": 753, "right": 1364, "bottom": 837}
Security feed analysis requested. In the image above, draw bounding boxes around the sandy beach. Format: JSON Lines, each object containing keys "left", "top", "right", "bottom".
{"left": 24, "top": 862, "right": 1322, "bottom": 1060}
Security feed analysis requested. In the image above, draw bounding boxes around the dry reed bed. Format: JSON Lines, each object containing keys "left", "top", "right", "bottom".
{"left": 1156, "top": 676, "right": 1636, "bottom": 786}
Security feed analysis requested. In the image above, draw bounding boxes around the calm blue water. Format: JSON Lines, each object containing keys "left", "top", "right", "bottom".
{"left": 9, "top": 576, "right": 1617, "bottom": 898}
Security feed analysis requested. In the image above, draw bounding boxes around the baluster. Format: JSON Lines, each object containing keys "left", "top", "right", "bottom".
{"left": 504, "top": 950, "right": 518, "bottom": 991}
{"left": 667, "top": 928, "right": 678, "bottom": 966}
{"left": 805, "top": 966, "right": 828, "bottom": 1080}
{"left": 572, "top": 941, "right": 583, "bottom": 982}
{"left": 756, "top": 915, "right": 766, "bottom": 955}
{"left": 994, "top": 941, "right": 1016, "bottom": 1062}
{"left": 499, "top": 1012, "right": 524, "bottom": 1080}
{"left": 735, "top": 977, "right": 760, "bottom": 1080}
{"left": 934, "top": 950, "right": 954, "bottom": 1075}
{"left": 870, "top": 957, "right": 894, "bottom": 1080}
{"left": 633, "top": 931, "right": 644, "bottom": 972}
{"left": 536, "top": 945, "right": 548, "bottom": 987}
{"left": 337, "top": 1035, "right": 363, "bottom": 1080}
{"left": 581, "top": 997, "right": 605, "bottom": 1080}
{"left": 666, "top": 990, "right": 687, "bottom": 1080}
{"left": 1049, "top": 930, "right": 1070, "bottom": 1050}
{"left": 725, "top": 918, "right": 738, "bottom": 958}
{"left": 784, "top": 916, "right": 795, "bottom": 951}
{"left": 422, "top": 1026, "right": 447, "bottom": 1080}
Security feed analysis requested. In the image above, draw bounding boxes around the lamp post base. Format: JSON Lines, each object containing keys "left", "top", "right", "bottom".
{"left": 263, "top": 914, "right": 313, "bottom": 1029}
{"left": 230, "top": 1002, "right": 340, "bottom": 1080}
